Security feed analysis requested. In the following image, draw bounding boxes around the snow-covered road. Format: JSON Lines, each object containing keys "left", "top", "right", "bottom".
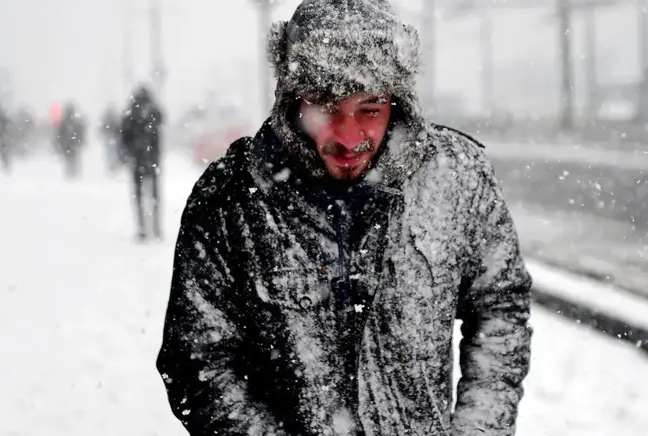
{"left": 1, "top": 147, "right": 647, "bottom": 436}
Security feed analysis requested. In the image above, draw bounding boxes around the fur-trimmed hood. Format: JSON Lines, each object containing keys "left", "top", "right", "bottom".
{"left": 266, "top": 0, "right": 430, "bottom": 187}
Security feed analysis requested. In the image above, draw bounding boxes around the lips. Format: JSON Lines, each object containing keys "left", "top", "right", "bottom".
{"left": 329, "top": 154, "right": 363, "bottom": 167}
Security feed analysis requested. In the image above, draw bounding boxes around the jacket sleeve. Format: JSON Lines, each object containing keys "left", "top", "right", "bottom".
{"left": 452, "top": 158, "right": 533, "bottom": 436}
{"left": 156, "top": 175, "right": 287, "bottom": 436}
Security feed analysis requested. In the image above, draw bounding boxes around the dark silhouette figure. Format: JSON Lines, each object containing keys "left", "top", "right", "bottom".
{"left": 121, "top": 86, "right": 164, "bottom": 240}
{"left": 56, "top": 103, "right": 86, "bottom": 178}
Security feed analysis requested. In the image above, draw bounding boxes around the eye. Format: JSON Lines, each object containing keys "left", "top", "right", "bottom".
{"left": 359, "top": 108, "right": 381, "bottom": 117}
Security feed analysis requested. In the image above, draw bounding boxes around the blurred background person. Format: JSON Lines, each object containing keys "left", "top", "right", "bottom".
{"left": 121, "top": 85, "right": 164, "bottom": 241}
{"left": 98, "top": 104, "right": 124, "bottom": 175}
{"left": 55, "top": 102, "right": 87, "bottom": 178}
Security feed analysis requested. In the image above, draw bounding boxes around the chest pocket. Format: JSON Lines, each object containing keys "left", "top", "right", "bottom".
{"left": 256, "top": 268, "right": 333, "bottom": 312}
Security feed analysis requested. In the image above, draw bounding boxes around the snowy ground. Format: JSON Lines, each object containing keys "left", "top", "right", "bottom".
{"left": 509, "top": 203, "right": 648, "bottom": 298}
{"left": 1, "top": 145, "right": 648, "bottom": 436}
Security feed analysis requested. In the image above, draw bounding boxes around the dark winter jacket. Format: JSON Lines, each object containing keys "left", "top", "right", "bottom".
{"left": 121, "top": 92, "right": 163, "bottom": 169}
{"left": 56, "top": 111, "right": 86, "bottom": 154}
{"left": 157, "top": 122, "right": 532, "bottom": 436}
{"left": 158, "top": 1, "right": 531, "bottom": 435}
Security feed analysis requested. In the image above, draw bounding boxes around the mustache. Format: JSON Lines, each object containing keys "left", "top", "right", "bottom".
{"left": 322, "top": 139, "right": 376, "bottom": 156}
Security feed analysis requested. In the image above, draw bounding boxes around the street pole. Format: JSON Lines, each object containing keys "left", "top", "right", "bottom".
{"left": 638, "top": 0, "right": 648, "bottom": 123}
{"left": 122, "top": 0, "right": 134, "bottom": 98}
{"left": 583, "top": 6, "right": 598, "bottom": 121}
{"left": 149, "top": 0, "right": 166, "bottom": 103}
{"left": 480, "top": 10, "right": 495, "bottom": 117}
{"left": 558, "top": 0, "right": 575, "bottom": 131}
{"left": 422, "top": 0, "right": 437, "bottom": 116}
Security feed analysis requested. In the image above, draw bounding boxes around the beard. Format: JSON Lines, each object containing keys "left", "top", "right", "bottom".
{"left": 319, "top": 139, "right": 377, "bottom": 181}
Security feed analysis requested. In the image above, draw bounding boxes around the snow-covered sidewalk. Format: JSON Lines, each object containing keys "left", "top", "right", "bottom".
{"left": 1, "top": 147, "right": 648, "bottom": 436}
{"left": 510, "top": 203, "right": 648, "bottom": 299}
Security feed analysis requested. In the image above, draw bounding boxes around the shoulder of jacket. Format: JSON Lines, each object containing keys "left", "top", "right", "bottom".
{"left": 429, "top": 123, "right": 485, "bottom": 149}
{"left": 186, "top": 136, "right": 254, "bottom": 211}
{"left": 426, "top": 123, "right": 491, "bottom": 167}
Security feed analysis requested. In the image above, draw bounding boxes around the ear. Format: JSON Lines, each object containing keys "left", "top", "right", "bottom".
{"left": 267, "top": 21, "right": 289, "bottom": 79}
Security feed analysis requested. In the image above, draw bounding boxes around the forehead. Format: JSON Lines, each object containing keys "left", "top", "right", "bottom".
{"left": 303, "top": 92, "right": 391, "bottom": 106}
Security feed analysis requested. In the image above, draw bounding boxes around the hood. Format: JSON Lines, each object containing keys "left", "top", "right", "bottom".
{"left": 266, "top": 0, "right": 431, "bottom": 187}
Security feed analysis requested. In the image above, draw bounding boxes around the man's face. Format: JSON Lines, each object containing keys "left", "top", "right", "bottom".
{"left": 299, "top": 92, "right": 392, "bottom": 180}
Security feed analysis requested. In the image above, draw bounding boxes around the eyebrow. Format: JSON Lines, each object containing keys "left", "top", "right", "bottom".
{"left": 359, "top": 96, "right": 389, "bottom": 105}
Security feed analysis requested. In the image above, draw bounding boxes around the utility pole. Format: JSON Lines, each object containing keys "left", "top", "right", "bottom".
{"left": 638, "top": 0, "right": 648, "bottom": 123}
{"left": 122, "top": 0, "right": 135, "bottom": 98}
{"left": 149, "top": 0, "right": 166, "bottom": 103}
{"left": 563, "top": 0, "right": 622, "bottom": 126}
{"left": 479, "top": 10, "right": 495, "bottom": 116}
{"left": 558, "top": 0, "right": 575, "bottom": 131}
{"left": 583, "top": 6, "right": 598, "bottom": 120}
{"left": 421, "top": 0, "right": 437, "bottom": 116}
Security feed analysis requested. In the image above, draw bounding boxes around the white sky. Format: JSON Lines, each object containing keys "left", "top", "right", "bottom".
{"left": 0, "top": 0, "right": 640, "bottom": 122}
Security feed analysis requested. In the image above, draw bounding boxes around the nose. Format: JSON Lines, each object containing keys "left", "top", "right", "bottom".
{"left": 333, "top": 114, "right": 365, "bottom": 150}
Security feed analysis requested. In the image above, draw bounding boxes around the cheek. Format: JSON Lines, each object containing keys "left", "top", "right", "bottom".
{"left": 302, "top": 108, "right": 333, "bottom": 141}
{"left": 360, "top": 113, "right": 390, "bottom": 141}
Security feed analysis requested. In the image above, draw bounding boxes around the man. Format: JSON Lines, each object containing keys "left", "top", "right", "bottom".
{"left": 56, "top": 103, "right": 86, "bottom": 178}
{"left": 121, "top": 86, "right": 164, "bottom": 240}
{"left": 157, "top": 1, "right": 532, "bottom": 435}
{"left": 99, "top": 104, "right": 123, "bottom": 174}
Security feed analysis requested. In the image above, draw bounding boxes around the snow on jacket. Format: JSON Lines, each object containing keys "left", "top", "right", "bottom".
{"left": 157, "top": 122, "right": 532, "bottom": 436}
{"left": 158, "top": 1, "right": 532, "bottom": 435}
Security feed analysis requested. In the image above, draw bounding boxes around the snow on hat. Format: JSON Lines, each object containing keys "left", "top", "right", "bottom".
{"left": 266, "top": 0, "right": 430, "bottom": 185}
{"left": 269, "top": 0, "right": 420, "bottom": 100}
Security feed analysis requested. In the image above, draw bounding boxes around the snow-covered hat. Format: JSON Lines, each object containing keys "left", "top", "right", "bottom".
{"left": 267, "top": 0, "right": 430, "bottom": 185}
